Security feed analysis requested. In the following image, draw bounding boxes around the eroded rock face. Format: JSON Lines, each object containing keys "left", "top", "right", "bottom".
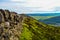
{"left": 0, "top": 13, "right": 2, "bottom": 23}
{"left": 0, "top": 9, "right": 23, "bottom": 40}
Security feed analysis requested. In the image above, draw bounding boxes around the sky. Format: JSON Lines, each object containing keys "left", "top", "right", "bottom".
{"left": 0, "top": 0, "right": 60, "bottom": 14}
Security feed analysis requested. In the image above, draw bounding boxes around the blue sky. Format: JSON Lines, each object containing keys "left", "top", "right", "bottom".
{"left": 0, "top": 0, "right": 60, "bottom": 14}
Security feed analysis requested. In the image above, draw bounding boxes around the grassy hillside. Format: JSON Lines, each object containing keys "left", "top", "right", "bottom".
{"left": 20, "top": 15, "right": 60, "bottom": 40}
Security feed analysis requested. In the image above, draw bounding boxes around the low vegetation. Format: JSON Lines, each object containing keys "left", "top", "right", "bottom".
{"left": 21, "top": 15, "right": 60, "bottom": 40}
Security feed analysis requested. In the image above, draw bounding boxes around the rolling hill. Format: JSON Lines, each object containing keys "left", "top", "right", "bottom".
{"left": 0, "top": 9, "right": 60, "bottom": 40}
{"left": 39, "top": 16, "right": 60, "bottom": 26}
{"left": 26, "top": 13, "right": 60, "bottom": 20}
{"left": 27, "top": 14, "right": 60, "bottom": 26}
{"left": 26, "top": 13, "right": 60, "bottom": 16}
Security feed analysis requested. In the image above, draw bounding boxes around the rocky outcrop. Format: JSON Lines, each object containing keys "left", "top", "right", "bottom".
{"left": 0, "top": 9, "right": 23, "bottom": 40}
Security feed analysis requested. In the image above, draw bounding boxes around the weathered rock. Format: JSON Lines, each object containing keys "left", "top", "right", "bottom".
{"left": 0, "top": 26, "right": 3, "bottom": 35}
{"left": 0, "top": 9, "right": 23, "bottom": 40}
{"left": 0, "top": 13, "right": 2, "bottom": 23}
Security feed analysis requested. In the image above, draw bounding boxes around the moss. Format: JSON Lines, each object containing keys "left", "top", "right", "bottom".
{"left": 20, "top": 26, "right": 32, "bottom": 40}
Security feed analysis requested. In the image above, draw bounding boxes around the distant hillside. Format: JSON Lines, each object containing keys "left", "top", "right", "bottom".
{"left": 31, "top": 16, "right": 54, "bottom": 20}
{"left": 26, "top": 13, "right": 60, "bottom": 21}
{"left": 27, "top": 13, "right": 60, "bottom": 16}
{"left": 0, "top": 9, "right": 60, "bottom": 40}
{"left": 39, "top": 16, "right": 60, "bottom": 26}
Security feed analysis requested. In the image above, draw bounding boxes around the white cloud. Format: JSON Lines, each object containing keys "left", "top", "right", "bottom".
{"left": 0, "top": 0, "right": 60, "bottom": 13}
{"left": 11, "top": 0, "right": 22, "bottom": 2}
{"left": 10, "top": 0, "right": 60, "bottom": 11}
